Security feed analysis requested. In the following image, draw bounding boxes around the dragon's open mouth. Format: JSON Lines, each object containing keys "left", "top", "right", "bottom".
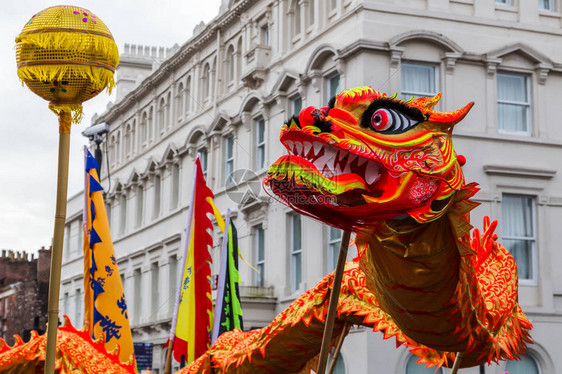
{"left": 267, "top": 133, "right": 385, "bottom": 207}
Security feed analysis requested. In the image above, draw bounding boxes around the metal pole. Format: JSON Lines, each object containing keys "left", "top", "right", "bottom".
{"left": 451, "top": 352, "right": 464, "bottom": 374}
{"left": 44, "top": 112, "right": 72, "bottom": 374}
{"left": 316, "top": 230, "right": 351, "bottom": 374}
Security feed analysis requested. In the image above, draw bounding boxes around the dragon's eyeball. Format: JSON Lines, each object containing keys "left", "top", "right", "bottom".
{"left": 371, "top": 109, "right": 391, "bottom": 131}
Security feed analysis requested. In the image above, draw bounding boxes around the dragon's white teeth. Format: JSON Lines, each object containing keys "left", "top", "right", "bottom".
{"left": 313, "top": 141, "right": 323, "bottom": 155}
{"left": 303, "top": 142, "right": 312, "bottom": 156}
{"left": 295, "top": 142, "right": 303, "bottom": 156}
{"left": 323, "top": 146, "right": 338, "bottom": 159}
{"left": 342, "top": 162, "right": 352, "bottom": 174}
{"left": 356, "top": 156, "right": 368, "bottom": 168}
{"left": 314, "top": 154, "right": 332, "bottom": 171}
{"left": 285, "top": 140, "right": 294, "bottom": 152}
{"left": 347, "top": 153, "right": 358, "bottom": 165}
{"left": 365, "top": 161, "right": 381, "bottom": 185}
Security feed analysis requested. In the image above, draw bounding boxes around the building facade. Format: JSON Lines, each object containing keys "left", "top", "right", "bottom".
{"left": 61, "top": 0, "right": 562, "bottom": 373}
{"left": 0, "top": 248, "right": 50, "bottom": 345}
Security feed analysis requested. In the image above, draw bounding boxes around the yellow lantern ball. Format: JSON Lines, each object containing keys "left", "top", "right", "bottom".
{"left": 15, "top": 6, "right": 119, "bottom": 123}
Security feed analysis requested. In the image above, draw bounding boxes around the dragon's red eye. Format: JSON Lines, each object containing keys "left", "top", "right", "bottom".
{"left": 370, "top": 109, "right": 392, "bottom": 131}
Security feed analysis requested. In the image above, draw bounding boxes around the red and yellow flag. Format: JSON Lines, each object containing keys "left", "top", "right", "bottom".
{"left": 169, "top": 157, "right": 214, "bottom": 364}
{"left": 83, "top": 149, "right": 135, "bottom": 365}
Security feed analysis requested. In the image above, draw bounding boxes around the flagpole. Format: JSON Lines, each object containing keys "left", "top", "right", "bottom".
{"left": 211, "top": 210, "right": 231, "bottom": 343}
{"left": 316, "top": 230, "right": 351, "bottom": 374}
{"left": 45, "top": 112, "right": 72, "bottom": 374}
{"left": 451, "top": 352, "right": 464, "bottom": 374}
{"left": 164, "top": 159, "right": 199, "bottom": 374}
{"left": 327, "top": 323, "right": 350, "bottom": 374}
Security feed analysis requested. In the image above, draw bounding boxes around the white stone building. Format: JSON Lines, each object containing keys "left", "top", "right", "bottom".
{"left": 61, "top": 0, "right": 562, "bottom": 373}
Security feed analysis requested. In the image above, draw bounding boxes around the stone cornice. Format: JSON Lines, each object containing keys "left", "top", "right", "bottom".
{"left": 95, "top": 0, "right": 253, "bottom": 126}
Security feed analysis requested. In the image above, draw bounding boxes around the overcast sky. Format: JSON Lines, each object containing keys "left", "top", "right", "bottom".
{"left": 1, "top": 1, "right": 222, "bottom": 253}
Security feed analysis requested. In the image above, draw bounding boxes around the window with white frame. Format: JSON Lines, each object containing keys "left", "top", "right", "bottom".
{"left": 171, "top": 163, "right": 180, "bottom": 209}
{"left": 153, "top": 175, "right": 161, "bottom": 219}
{"left": 329, "top": 0, "right": 338, "bottom": 12}
{"left": 151, "top": 262, "right": 159, "bottom": 321}
{"left": 255, "top": 118, "right": 266, "bottom": 170}
{"left": 328, "top": 226, "right": 342, "bottom": 271}
{"left": 63, "top": 292, "right": 69, "bottom": 316}
{"left": 260, "top": 24, "right": 269, "bottom": 46}
{"left": 495, "top": 0, "right": 511, "bottom": 4}
{"left": 76, "top": 219, "right": 82, "bottom": 254}
{"left": 225, "top": 136, "right": 234, "bottom": 182}
{"left": 327, "top": 73, "right": 341, "bottom": 100}
{"left": 168, "top": 256, "right": 178, "bottom": 315}
{"left": 133, "top": 268, "right": 142, "bottom": 323}
{"left": 405, "top": 354, "right": 443, "bottom": 374}
{"left": 501, "top": 194, "right": 536, "bottom": 282}
{"left": 292, "top": 0, "right": 302, "bottom": 37}
{"left": 290, "top": 213, "right": 303, "bottom": 293}
{"left": 119, "top": 193, "right": 127, "bottom": 234}
{"left": 226, "top": 45, "right": 235, "bottom": 84}
{"left": 539, "top": 0, "right": 555, "bottom": 11}
{"left": 401, "top": 62, "right": 438, "bottom": 101}
{"left": 74, "top": 288, "right": 82, "bottom": 326}
{"left": 175, "top": 83, "right": 184, "bottom": 122}
{"left": 308, "top": 0, "right": 315, "bottom": 26}
{"left": 497, "top": 72, "right": 531, "bottom": 135}
{"left": 254, "top": 226, "right": 265, "bottom": 287}
{"left": 199, "top": 148, "right": 208, "bottom": 180}
{"left": 136, "top": 185, "right": 143, "bottom": 228}
{"left": 505, "top": 354, "right": 540, "bottom": 373}
{"left": 327, "top": 353, "right": 345, "bottom": 374}
{"left": 185, "top": 77, "right": 192, "bottom": 114}
{"left": 291, "top": 96, "right": 302, "bottom": 115}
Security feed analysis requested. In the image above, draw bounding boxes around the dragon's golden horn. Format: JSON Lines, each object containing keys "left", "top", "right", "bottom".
{"left": 428, "top": 101, "right": 474, "bottom": 127}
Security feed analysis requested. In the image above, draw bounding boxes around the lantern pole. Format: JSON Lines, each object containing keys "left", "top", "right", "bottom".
{"left": 44, "top": 112, "right": 72, "bottom": 374}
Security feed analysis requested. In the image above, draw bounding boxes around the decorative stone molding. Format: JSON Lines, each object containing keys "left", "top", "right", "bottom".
{"left": 443, "top": 52, "right": 462, "bottom": 75}
{"left": 483, "top": 164, "right": 556, "bottom": 179}
{"left": 536, "top": 62, "right": 552, "bottom": 85}
{"left": 389, "top": 47, "right": 404, "bottom": 69}
{"left": 485, "top": 58, "right": 502, "bottom": 79}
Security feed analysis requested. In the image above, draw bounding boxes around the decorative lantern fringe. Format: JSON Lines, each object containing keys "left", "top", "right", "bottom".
{"left": 16, "top": 31, "right": 118, "bottom": 94}
{"left": 18, "top": 63, "right": 116, "bottom": 94}
{"left": 48, "top": 102, "right": 84, "bottom": 124}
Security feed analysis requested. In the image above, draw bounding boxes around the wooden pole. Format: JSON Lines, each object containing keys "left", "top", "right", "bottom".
{"left": 44, "top": 112, "right": 72, "bottom": 374}
{"left": 316, "top": 230, "right": 351, "bottom": 374}
{"left": 164, "top": 340, "right": 174, "bottom": 374}
{"left": 450, "top": 352, "right": 464, "bottom": 374}
{"left": 327, "top": 323, "right": 351, "bottom": 374}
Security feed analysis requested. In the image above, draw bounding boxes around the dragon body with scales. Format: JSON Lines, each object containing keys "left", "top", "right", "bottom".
{"left": 183, "top": 86, "right": 532, "bottom": 373}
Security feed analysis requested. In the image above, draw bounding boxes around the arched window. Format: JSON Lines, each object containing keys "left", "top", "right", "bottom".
{"left": 226, "top": 45, "right": 235, "bottom": 84}
{"left": 130, "top": 119, "right": 136, "bottom": 154}
{"left": 124, "top": 124, "right": 131, "bottom": 157}
{"left": 185, "top": 77, "right": 192, "bottom": 113}
{"left": 291, "top": 0, "right": 301, "bottom": 37}
{"left": 175, "top": 82, "right": 184, "bottom": 123}
{"left": 158, "top": 97, "right": 166, "bottom": 134}
{"left": 505, "top": 355, "right": 540, "bottom": 374}
{"left": 140, "top": 112, "right": 148, "bottom": 146}
{"left": 405, "top": 355, "right": 443, "bottom": 374}
{"left": 236, "top": 39, "right": 242, "bottom": 80}
{"left": 166, "top": 92, "right": 172, "bottom": 129}
{"left": 202, "top": 63, "right": 211, "bottom": 100}
{"left": 148, "top": 107, "right": 154, "bottom": 141}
